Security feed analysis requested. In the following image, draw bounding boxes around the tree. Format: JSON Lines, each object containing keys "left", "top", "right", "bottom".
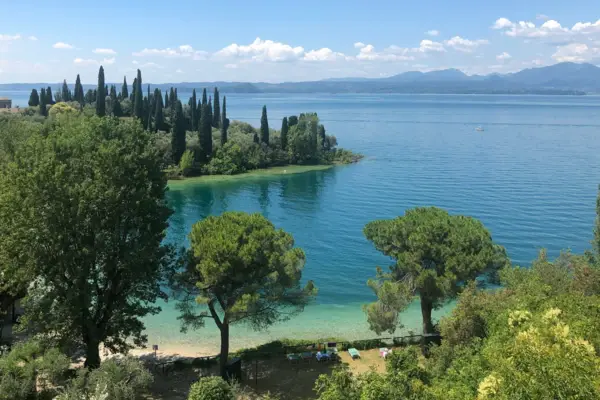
{"left": 220, "top": 96, "right": 228, "bottom": 146}
{"left": 96, "top": 66, "right": 106, "bottom": 117}
{"left": 46, "top": 86, "right": 54, "bottom": 105}
{"left": 133, "top": 69, "right": 143, "bottom": 119}
{"left": 187, "top": 377, "right": 234, "bottom": 400}
{"left": 61, "top": 80, "right": 71, "bottom": 102}
{"left": 0, "top": 117, "right": 173, "bottom": 368}
{"left": 260, "top": 105, "right": 269, "bottom": 145}
{"left": 84, "top": 89, "right": 94, "bottom": 105}
{"left": 281, "top": 117, "right": 289, "bottom": 151}
{"left": 207, "top": 97, "right": 213, "bottom": 132}
{"left": 212, "top": 87, "right": 220, "bottom": 128}
{"left": 174, "top": 212, "right": 316, "bottom": 378}
{"left": 318, "top": 124, "right": 327, "bottom": 150}
{"left": 189, "top": 89, "right": 197, "bottom": 131}
{"left": 253, "top": 133, "right": 259, "bottom": 144}
{"left": 74, "top": 74, "right": 84, "bottom": 104}
{"left": 164, "top": 91, "right": 169, "bottom": 110}
{"left": 288, "top": 115, "right": 298, "bottom": 127}
{"left": 121, "top": 76, "right": 129, "bottom": 100}
{"left": 169, "top": 87, "right": 176, "bottom": 108}
{"left": 199, "top": 103, "right": 213, "bottom": 161}
{"left": 171, "top": 101, "right": 186, "bottom": 164}
{"left": 39, "top": 88, "right": 47, "bottom": 116}
{"left": 201, "top": 88, "right": 207, "bottom": 106}
{"left": 28, "top": 89, "right": 40, "bottom": 107}
{"left": 363, "top": 207, "right": 501, "bottom": 335}
{"left": 154, "top": 89, "right": 164, "bottom": 132}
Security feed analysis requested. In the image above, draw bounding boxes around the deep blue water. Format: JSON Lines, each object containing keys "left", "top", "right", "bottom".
{"left": 4, "top": 91, "right": 600, "bottom": 351}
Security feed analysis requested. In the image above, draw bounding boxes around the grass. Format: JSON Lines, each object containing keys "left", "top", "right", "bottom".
{"left": 168, "top": 164, "right": 334, "bottom": 189}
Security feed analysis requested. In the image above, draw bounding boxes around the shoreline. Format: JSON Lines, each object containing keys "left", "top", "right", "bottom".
{"left": 168, "top": 164, "right": 335, "bottom": 188}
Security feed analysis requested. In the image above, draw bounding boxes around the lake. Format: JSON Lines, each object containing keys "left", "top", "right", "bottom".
{"left": 4, "top": 91, "right": 600, "bottom": 354}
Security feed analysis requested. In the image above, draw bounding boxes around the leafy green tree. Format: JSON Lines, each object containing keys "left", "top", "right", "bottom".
{"left": 28, "top": 89, "right": 39, "bottom": 107}
{"left": 172, "top": 100, "right": 186, "bottom": 164}
{"left": 363, "top": 207, "right": 501, "bottom": 335}
{"left": 84, "top": 89, "right": 95, "bottom": 105}
{"left": 74, "top": 74, "right": 84, "bottom": 104}
{"left": 61, "top": 79, "right": 71, "bottom": 102}
{"left": 187, "top": 377, "right": 234, "bottom": 400}
{"left": 0, "top": 116, "right": 172, "bottom": 368}
{"left": 288, "top": 115, "right": 298, "bottom": 127}
{"left": 212, "top": 87, "right": 220, "bottom": 128}
{"left": 96, "top": 66, "right": 106, "bottom": 117}
{"left": 134, "top": 69, "right": 143, "bottom": 119}
{"left": 39, "top": 88, "right": 47, "bottom": 116}
{"left": 178, "top": 150, "right": 194, "bottom": 177}
{"left": 220, "top": 96, "right": 228, "bottom": 146}
{"left": 173, "top": 212, "right": 316, "bottom": 378}
{"left": 121, "top": 76, "right": 129, "bottom": 100}
{"left": 260, "top": 105, "right": 269, "bottom": 144}
{"left": 280, "top": 117, "right": 288, "bottom": 150}
{"left": 154, "top": 89, "right": 164, "bottom": 132}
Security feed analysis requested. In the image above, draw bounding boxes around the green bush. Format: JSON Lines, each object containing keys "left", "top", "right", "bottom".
{"left": 179, "top": 150, "right": 195, "bottom": 176}
{"left": 188, "top": 376, "right": 234, "bottom": 400}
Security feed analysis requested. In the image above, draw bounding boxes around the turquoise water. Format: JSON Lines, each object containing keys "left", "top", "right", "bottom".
{"left": 143, "top": 94, "right": 600, "bottom": 354}
{"left": 5, "top": 91, "right": 600, "bottom": 353}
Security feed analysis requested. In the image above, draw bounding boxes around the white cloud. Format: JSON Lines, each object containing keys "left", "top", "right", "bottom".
{"left": 215, "top": 37, "right": 305, "bottom": 62}
{"left": 93, "top": 48, "right": 116, "bottom": 55}
{"left": 53, "top": 42, "right": 74, "bottom": 49}
{"left": 444, "top": 36, "right": 489, "bottom": 52}
{"left": 418, "top": 39, "right": 446, "bottom": 53}
{"left": 132, "top": 45, "right": 207, "bottom": 60}
{"left": 356, "top": 44, "right": 411, "bottom": 61}
{"left": 354, "top": 42, "right": 366, "bottom": 49}
{"left": 493, "top": 17, "right": 600, "bottom": 41}
{"left": 426, "top": 30, "right": 440, "bottom": 37}
{"left": 73, "top": 58, "right": 98, "bottom": 66}
{"left": 493, "top": 18, "right": 514, "bottom": 30}
{"left": 28, "top": 36, "right": 38, "bottom": 41}
{"left": 571, "top": 19, "right": 600, "bottom": 34}
{"left": 304, "top": 48, "right": 347, "bottom": 61}
{"left": 0, "top": 34, "right": 21, "bottom": 41}
{"left": 552, "top": 43, "right": 600, "bottom": 62}
{"left": 496, "top": 52, "right": 512, "bottom": 61}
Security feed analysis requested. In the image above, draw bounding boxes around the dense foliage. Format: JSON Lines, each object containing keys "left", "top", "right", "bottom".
{"left": 172, "top": 211, "right": 317, "bottom": 377}
{"left": 187, "top": 377, "right": 234, "bottom": 400}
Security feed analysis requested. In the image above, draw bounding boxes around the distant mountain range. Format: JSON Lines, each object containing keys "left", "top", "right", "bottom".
{"left": 2, "top": 62, "right": 599, "bottom": 95}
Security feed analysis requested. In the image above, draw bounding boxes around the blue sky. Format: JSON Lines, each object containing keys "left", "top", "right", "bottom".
{"left": 1, "top": 0, "right": 599, "bottom": 83}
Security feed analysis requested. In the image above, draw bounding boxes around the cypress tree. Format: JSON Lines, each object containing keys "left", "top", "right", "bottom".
{"left": 260, "top": 105, "right": 269, "bottom": 145}
{"left": 281, "top": 117, "right": 289, "bottom": 150}
{"left": 93, "top": 89, "right": 97, "bottom": 103}
{"left": 154, "top": 89, "right": 164, "bottom": 132}
{"left": 288, "top": 115, "right": 298, "bottom": 127}
{"left": 28, "top": 89, "right": 40, "bottom": 107}
{"left": 61, "top": 80, "right": 71, "bottom": 102}
{"left": 164, "top": 91, "right": 169, "bottom": 109}
{"left": 74, "top": 74, "right": 84, "bottom": 104}
{"left": 46, "top": 86, "right": 54, "bottom": 105}
{"left": 96, "top": 66, "right": 106, "bottom": 117}
{"left": 318, "top": 124, "right": 327, "bottom": 150}
{"left": 199, "top": 104, "right": 212, "bottom": 161}
{"left": 134, "top": 69, "right": 143, "bottom": 119}
{"left": 172, "top": 101, "right": 186, "bottom": 165}
{"left": 121, "top": 76, "right": 129, "bottom": 100}
{"left": 188, "top": 89, "right": 197, "bottom": 131}
{"left": 207, "top": 97, "right": 213, "bottom": 130}
{"left": 39, "top": 88, "right": 47, "bottom": 116}
{"left": 131, "top": 77, "right": 137, "bottom": 102}
{"left": 220, "top": 96, "right": 228, "bottom": 146}
{"left": 169, "top": 87, "right": 175, "bottom": 108}
{"left": 201, "top": 88, "right": 207, "bottom": 106}
{"left": 212, "top": 87, "right": 220, "bottom": 128}
{"left": 174, "top": 88, "right": 178, "bottom": 104}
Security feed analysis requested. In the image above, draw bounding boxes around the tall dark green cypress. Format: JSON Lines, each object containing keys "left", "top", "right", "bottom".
{"left": 199, "top": 103, "right": 212, "bottom": 161}
{"left": 260, "top": 105, "right": 269, "bottom": 145}
{"left": 131, "top": 77, "right": 137, "bottom": 103}
{"left": 154, "top": 89, "right": 164, "bottom": 132}
{"left": 28, "top": 89, "right": 40, "bottom": 107}
{"left": 174, "top": 88, "right": 178, "bottom": 104}
{"left": 39, "top": 88, "right": 47, "bottom": 116}
{"left": 133, "top": 69, "right": 143, "bottom": 119}
{"left": 110, "top": 85, "right": 123, "bottom": 117}
{"left": 172, "top": 100, "right": 186, "bottom": 165}
{"left": 144, "top": 85, "right": 151, "bottom": 130}
{"left": 46, "top": 86, "right": 54, "bottom": 105}
{"left": 96, "top": 66, "right": 106, "bottom": 117}
{"left": 74, "top": 74, "right": 84, "bottom": 104}
{"left": 188, "top": 89, "right": 197, "bottom": 131}
{"left": 121, "top": 76, "right": 129, "bottom": 100}
{"left": 169, "top": 88, "right": 175, "bottom": 108}
{"left": 281, "top": 117, "right": 289, "bottom": 150}
{"left": 220, "top": 96, "right": 228, "bottom": 146}
{"left": 61, "top": 80, "right": 71, "bottom": 102}
{"left": 164, "top": 91, "right": 169, "bottom": 109}
{"left": 207, "top": 97, "right": 213, "bottom": 130}
{"left": 201, "top": 88, "right": 207, "bottom": 106}
{"left": 212, "top": 87, "right": 220, "bottom": 128}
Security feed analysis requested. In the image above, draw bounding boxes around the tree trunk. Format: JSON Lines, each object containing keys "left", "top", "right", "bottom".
{"left": 420, "top": 295, "right": 434, "bottom": 335}
{"left": 84, "top": 340, "right": 101, "bottom": 369}
{"left": 219, "top": 323, "right": 230, "bottom": 379}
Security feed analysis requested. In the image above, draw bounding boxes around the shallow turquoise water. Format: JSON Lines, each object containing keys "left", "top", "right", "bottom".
{"left": 139, "top": 94, "right": 600, "bottom": 354}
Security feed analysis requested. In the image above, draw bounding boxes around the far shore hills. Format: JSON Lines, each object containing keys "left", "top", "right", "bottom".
{"left": 2, "top": 62, "right": 600, "bottom": 95}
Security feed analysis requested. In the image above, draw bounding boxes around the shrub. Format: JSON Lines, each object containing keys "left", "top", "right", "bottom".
{"left": 179, "top": 150, "right": 195, "bottom": 176}
{"left": 188, "top": 376, "right": 234, "bottom": 400}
